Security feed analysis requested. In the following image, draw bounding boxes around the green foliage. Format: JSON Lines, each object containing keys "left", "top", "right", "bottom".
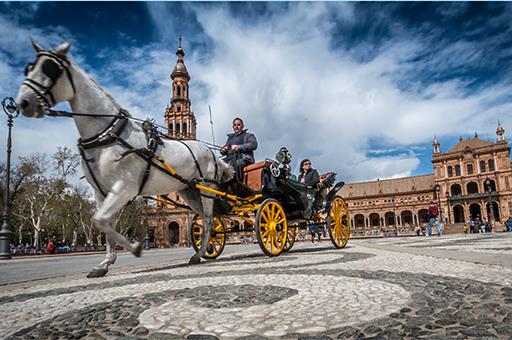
{"left": 1, "top": 146, "right": 144, "bottom": 247}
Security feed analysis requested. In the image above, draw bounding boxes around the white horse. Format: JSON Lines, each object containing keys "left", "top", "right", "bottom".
{"left": 15, "top": 41, "right": 232, "bottom": 277}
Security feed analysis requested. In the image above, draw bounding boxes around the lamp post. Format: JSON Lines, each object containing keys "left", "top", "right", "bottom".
{"left": 144, "top": 198, "right": 150, "bottom": 250}
{"left": 434, "top": 184, "right": 443, "bottom": 222}
{"left": 445, "top": 191, "right": 451, "bottom": 224}
{"left": 485, "top": 178, "right": 495, "bottom": 224}
{"left": 0, "top": 97, "right": 19, "bottom": 260}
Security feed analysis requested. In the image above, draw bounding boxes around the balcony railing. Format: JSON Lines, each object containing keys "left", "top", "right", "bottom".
{"left": 447, "top": 191, "right": 499, "bottom": 201}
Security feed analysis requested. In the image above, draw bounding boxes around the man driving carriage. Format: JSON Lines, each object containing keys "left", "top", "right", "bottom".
{"left": 220, "top": 117, "right": 258, "bottom": 178}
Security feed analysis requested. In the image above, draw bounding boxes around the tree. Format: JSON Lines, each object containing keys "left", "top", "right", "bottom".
{"left": 10, "top": 147, "right": 86, "bottom": 249}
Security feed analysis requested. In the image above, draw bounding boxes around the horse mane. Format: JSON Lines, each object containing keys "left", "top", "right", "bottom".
{"left": 69, "top": 59, "right": 122, "bottom": 110}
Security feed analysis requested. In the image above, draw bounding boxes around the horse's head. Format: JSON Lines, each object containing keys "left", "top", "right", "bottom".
{"left": 15, "top": 40, "right": 75, "bottom": 118}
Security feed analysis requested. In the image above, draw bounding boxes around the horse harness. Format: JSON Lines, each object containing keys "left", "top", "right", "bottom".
{"left": 24, "top": 49, "right": 221, "bottom": 199}
{"left": 47, "top": 108, "right": 220, "bottom": 200}
{"left": 24, "top": 50, "right": 76, "bottom": 108}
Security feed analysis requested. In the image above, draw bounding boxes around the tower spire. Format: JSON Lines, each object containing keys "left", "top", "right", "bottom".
{"left": 497, "top": 120, "right": 505, "bottom": 141}
{"left": 164, "top": 37, "right": 196, "bottom": 139}
{"left": 432, "top": 135, "right": 440, "bottom": 154}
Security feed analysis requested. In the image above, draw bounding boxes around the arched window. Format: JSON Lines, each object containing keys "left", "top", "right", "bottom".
{"left": 447, "top": 166, "right": 453, "bottom": 177}
{"left": 168, "top": 124, "right": 173, "bottom": 133}
{"left": 370, "top": 213, "right": 380, "bottom": 227}
{"left": 177, "top": 106, "right": 181, "bottom": 112}
{"left": 450, "top": 184, "right": 462, "bottom": 196}
{"left": 177, "top": 85, "right": 181, "bottom": 96}
{"left": 466, "top": 163, "right": 473, "bottom": 175}
{"left": 455, "top": 164, "right": 461, "bottom": 176}
{"left": 480, "top": 160, "right": 486, "bottom": 173}
{"left": 176, "top": 123, "right": 181, "bottom": 134}
{"left": 183, "top": 123, "right": 187, "bottom": 135}
{"left": 484, "top": 179, "right": 497, "bottom": 192}
{"left": 467, "top": 182, "right": 479, "bottom": 194}
{"left": 488, "top": 159, "right": 495, "bottom": 171}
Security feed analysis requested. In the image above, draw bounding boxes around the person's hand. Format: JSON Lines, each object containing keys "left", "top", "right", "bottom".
{"left": 231, "top": 144, "right": 239, "bottom": 152}
{"left": 220, "top": 146, "right": 228, "bottom": 154}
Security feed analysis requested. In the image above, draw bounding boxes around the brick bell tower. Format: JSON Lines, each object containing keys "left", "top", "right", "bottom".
{"left": 164, "top": 36, "right": 197, "bottom": 139}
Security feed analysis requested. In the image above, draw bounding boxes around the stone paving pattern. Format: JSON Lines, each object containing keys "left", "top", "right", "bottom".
{"left": 1, "top": 233, "right": 511, "bottom": 339}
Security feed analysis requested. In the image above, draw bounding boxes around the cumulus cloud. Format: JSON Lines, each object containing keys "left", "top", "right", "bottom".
{"left": 0, "top": 2, "right": 510, "bottom": 185}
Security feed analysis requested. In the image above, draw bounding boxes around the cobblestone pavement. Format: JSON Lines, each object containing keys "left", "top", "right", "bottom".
{"left": 1, "top": 233, "right": 511, "bottom": 339}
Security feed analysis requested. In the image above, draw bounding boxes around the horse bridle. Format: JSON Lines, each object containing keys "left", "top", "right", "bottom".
{"left": 23, "top": 50, "right": 76, "bottom": 108}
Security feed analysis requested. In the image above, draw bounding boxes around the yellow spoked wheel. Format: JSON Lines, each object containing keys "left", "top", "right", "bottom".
{"left": 283, "top": 226, "right": 296, "bottom": 252}
{"left": 255, "top": 198, "right": 288, "bottom": 256}
{"left": 326, "top": 196, "right": 350, "bottom": 248}
{"left": 190, "top": 215, "right": 226, "bottom": 259}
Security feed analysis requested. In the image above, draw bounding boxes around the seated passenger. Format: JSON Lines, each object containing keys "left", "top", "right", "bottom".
{"left": 220, "top": 117, "right": 258, "bottom": 178}
{"left": 298, "top": 159, "right": 320, "bottom": 188}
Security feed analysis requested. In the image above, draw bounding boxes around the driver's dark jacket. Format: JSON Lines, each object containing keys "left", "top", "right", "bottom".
{"left": 221, "top": 129, "right": 258, "bottom": 164}
{"left": 298, "top": 169, "right": 320, "bottom": 188}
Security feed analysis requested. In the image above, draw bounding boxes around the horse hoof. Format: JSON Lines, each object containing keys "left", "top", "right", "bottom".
{"left": 188, "top": 255, "right": 201, "bottom": 265}
{"left": 87, "top": 268, "right": 108, "bottom": 278}
{"left": 133, "top": 241, "right": 143, "bottom": 258}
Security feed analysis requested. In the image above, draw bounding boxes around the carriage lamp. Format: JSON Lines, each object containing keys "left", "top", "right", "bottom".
{"left": 275, "top": 147, "right": 292, "bottom": 164}
{"left": 484, "top": 177, "right": 495, "bottom": 224}
{"left": 0, "top": 97, "right": 20, "bottom": 260}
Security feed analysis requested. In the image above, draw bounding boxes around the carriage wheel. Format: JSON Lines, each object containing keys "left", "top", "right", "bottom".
{"left": 255, "top": 198, "right": 288, "bottom": 256}
{"left": 327, "top": 196, "right": 350, "bottom": 248}
{"left": 190, "top": 215, "right": 226, "bottom": 259}
{"left": 283, "top": 226, "right": 296, "bottom": 252}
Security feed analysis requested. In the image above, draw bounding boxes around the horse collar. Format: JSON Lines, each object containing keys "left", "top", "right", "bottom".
{"left": 78, "top": 109, "right": 130, "bottom": 150}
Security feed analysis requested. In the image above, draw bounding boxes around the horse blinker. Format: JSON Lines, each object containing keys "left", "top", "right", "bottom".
{"left": 41, "top": 59, "right": 63, "bottom": 82}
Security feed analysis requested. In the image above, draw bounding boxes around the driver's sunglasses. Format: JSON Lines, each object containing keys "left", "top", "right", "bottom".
{"left": 233, "top": 123, "right": 242, "bottom": 127}
{"left": 304, "top": 162, "right": 311, "bottom": 166}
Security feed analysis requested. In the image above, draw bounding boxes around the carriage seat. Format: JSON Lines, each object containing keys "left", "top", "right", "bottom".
{"left": 243, "top": 160, "right": 273, "bottom": 191}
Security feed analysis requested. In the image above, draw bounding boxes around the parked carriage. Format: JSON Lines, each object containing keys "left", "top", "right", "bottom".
{"left": 189, "top": 148, "right": 351, "bottom": 259}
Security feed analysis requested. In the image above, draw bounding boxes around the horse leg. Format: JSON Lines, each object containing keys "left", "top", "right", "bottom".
{"left": 87, "top": 193, "right": 117, "bottom": 278}
{"left": 190, "top": 195, "right": 215, "bottom": 265}
{"left": 87, "top": 235, "right": 117, "bottom": 278}
{"left": 93, "top": 181, "right": 143, "bottom": 258}
{"left": 177, "top": 188, "right": 206, "bottom": 264}
{"left": 178, "top": 188, "right": 215, "bottom": 265}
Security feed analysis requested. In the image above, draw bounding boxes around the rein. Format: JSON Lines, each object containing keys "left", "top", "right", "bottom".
{"left": 44, "top": 109, "right": 222, "bottom": 150}
{"left": 45, "top": 108, "right": 224, "bottom": 198}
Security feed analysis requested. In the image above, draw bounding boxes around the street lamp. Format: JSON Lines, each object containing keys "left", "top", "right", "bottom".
{"left": 144, "top": 197, "right": 150, "bottom": 250}
{"left": 484, "top": 177, "right": 495, "bottom": 224}
{"left": 445, "top": 191, "right": 451, "bottom": 224}
{"left": 434, "top": 184, "right": 443, "bottom": 223}
{"left": 0, "top": 97, "right": 20, "bottom": 260}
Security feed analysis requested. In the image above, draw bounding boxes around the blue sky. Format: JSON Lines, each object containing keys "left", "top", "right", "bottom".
{"left": 0, "top": 2, "right": 511, "bottom": 182}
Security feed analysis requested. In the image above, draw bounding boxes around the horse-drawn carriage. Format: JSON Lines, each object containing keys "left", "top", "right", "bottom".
{"left": 190, "top": 148, "right": 351, "bottom": 259}
{"left": 15, "top": 41, "right": 350, "bottom": 277}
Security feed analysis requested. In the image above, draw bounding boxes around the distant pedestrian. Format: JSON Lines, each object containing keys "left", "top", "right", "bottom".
{"left": 468, "top": 217, "right": 475, "bottom": 234}
{"left": 46, "top": 240, "right": 55, "bottom": 254}
{"left": 480, "top": 218, "right": 487, "bottom": 233}
{"left": 506, "top": 217, "right": 512, "bottom": 232}
{"left": 427, "top": 201, "right": 441, "bottom": 237}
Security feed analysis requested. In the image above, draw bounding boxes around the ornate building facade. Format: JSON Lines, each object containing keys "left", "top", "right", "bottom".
{"left": 339, "top": 123, "right": 512, "bottom": 236}
{"left": 146, "top": 43, "right": 510, "bottom": 246}
{"left": 146, "top": 40, "right": 198, "bottom": 248}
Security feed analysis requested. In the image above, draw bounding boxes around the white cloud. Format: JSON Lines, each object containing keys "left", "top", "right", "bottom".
{"left": 0, "top": 3, "right": 510, "bottom": 185}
